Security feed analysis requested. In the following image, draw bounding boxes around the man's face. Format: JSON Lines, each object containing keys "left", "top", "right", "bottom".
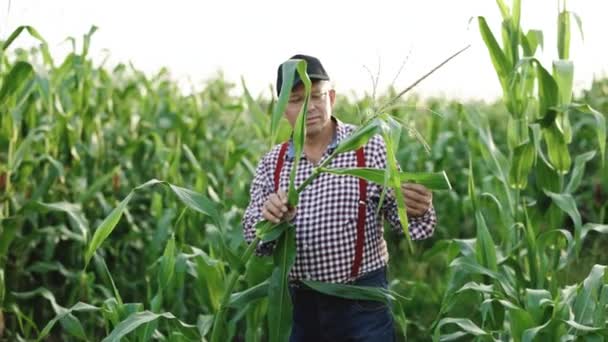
{"left": 284, "top": 80, "right": 336, "bottom": 137}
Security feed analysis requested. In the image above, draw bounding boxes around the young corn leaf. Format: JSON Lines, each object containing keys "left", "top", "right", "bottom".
{"left": 288, "top": 60, "right": 312, "bottom": 207}
{"left": 101, "top": 311, "right": 197, "bottom": 342}
{"left": 228, "top": 280, "right": 269, "bottom": 308}
{"left": 565, "top": 151, "right": 596, "bottom": 193}
{"left": 268, "top": 226, "right": 296, "bottom": 342}
{"left": 319, "top": 168, "right": 451, "bottom": 190}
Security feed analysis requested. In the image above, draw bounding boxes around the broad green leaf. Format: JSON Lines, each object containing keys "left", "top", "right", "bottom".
{"left": 543, "top": 191, "right": 582, "bottom": 229}
{"left": 271, "top": 60, "right": 299, "bottom": 145}
{"left": 522, "top": 319, "right": 552, "bottom": 342}
{"left": 59, "top": 313, "right": 87, "bottom": 340}
{"left": 255, "top": 220, "right": 291, "bottom": 242}
{"left": 478, "top": 16, "right": 510, "bottom": 93}
{"left": 543, "top": 124, "right": 571, "bottom": 174}
{"left": 37, "top": 302, "right": 98, "bottom": 342}
{"left": 573, "top": 265, "right": 607, "bottom": 326}
{"left": 168, "top": 183, "right": 220, "bottom": 222}
{"left": 101, "top": 311, "right": 197, "bottom": 342}
{"left": 0, "top": 61, "right": 34, "bottom": 104}
{"left": 301, "top": 281, "right": 395, "bottom": 304}
{"left": 509, "top": 141, "right": 535, "bottom": 189}
{"left": 159, "top": 235, "right": 176, "bottom": 291}
{"left": 85, "top": 192, "right": 134, "bottom": 267}
{"left": 535, "top": 61, "right": 560, "bottom": 127}
{"left": 525, "top": 289, "right": 552, "bottom": 324}
{"left": 36, "top": 202, "right": 89, "bottom": 243}
{"left": 581, "top": 224, "right": 608, "bottom": 243}
{"left": 455, "top": 282, "right": 495, "bottom": 295}
{"left": 565, "top": 151, "right": 596, "bottom": 193}
{"left": 268, "top": 226, "right": 296, "bottom": 342}
{"left": 571, "top": 104, "right": 606, "bottom": 166}
{"left": 558, "top": 10, "right": 571, "bottom": 59}
{"left": 332, "top": 119, "right": 381, "bottom": 155}
{"left": 553, "top": 60, "right": 574, "bottom": 105}
{"left": 228, "top": 280, "right": 269, "bottom": 308}
{"left": 319, "top": 167, "right": 451, "bottom": 190}
{"left": 474, "top": 211, "right": 498, "bottom": 272}
{"left": 508, "top": 307, "right": 536, "bottom": 342}
{"left": 433, "top": 317, "right": 489, "bottom": 341}
{"left": 287, "top": 60, "right": 312, "bottom": 207}
{"left": 197, "top": 314, "right": 214, "bottom": 338}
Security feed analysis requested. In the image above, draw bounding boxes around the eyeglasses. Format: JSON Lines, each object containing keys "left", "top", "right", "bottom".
{"left": 288, "top": 91, "right": 329, "bottom": 105}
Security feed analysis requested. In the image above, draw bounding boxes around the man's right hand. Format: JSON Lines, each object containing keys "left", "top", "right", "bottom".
{"left": 262, "top": 190, "right": 296, "bottom": 224}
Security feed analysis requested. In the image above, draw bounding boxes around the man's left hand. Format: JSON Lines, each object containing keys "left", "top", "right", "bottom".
{"left": 402, "top": 183, "right": 433, "bottom": 217}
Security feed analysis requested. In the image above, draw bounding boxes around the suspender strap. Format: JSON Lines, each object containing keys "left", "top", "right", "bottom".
{"left": 274, "top": 142, "right": 289, "bottom": 192}
{"left": 350, "top": 147, "right": 367, "bottom": 278}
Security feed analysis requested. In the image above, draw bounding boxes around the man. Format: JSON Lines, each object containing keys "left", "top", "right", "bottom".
{"left": 242, "top": 54, "right": 436, "bottom": 341}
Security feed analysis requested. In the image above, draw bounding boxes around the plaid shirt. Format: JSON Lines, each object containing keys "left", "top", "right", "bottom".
{"left": 242, "top": 118, "right": 436, "bottom": 283}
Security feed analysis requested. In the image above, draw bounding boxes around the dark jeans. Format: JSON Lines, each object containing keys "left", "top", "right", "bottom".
{"left": 289, "top": 267, "right": 395, "bottom": 342}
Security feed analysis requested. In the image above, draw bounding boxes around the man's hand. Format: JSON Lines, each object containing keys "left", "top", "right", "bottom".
{"left": 402, "top": 183, "right": 433, "bottom": 217}
{"left": 262, "top": 190, "right": 297, "bottom": 224}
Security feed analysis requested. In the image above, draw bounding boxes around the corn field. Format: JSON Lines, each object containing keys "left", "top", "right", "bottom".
{"left": 1, "top": 0, "right": 608, "bottom": 341}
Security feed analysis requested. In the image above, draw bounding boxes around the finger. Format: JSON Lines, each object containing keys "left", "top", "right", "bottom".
{"left": 265, "top": 200, "right": 285, "bottom": 218}
{"left": 403, "top": 183, "right": 431, "bottom": 196}
{"left": 405, "top": 200, "right": 428, "bottom": 214}
{"left": 406, "top": 207, "right": 424, "bottom": 217}
{"left": 270, "top": 194, "right": 288, "bottom": 212}
{"left": 262, "top": 207, "right": 281, "bottom": 223}
{"left": 403, "top": 189, "right": 431, "bottom": 204}
{"left": 277, "top": 190, "right": 288, "bottom": 204}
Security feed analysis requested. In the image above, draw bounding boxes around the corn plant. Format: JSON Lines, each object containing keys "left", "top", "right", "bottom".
{"left": 433, "top": 0, "right": 608, "bottom": 340}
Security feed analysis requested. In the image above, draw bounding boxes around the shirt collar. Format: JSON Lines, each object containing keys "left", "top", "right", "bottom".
{"left": 286, "top": 116, "right": 348, "bottom": 160}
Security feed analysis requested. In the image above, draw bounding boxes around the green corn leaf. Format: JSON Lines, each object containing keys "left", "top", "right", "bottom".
{"left": 168, "top": 183, "right": 220, "bottom": 221}
{"left": 288, "top": 60, "right": 311, "bottom": 207}
{"left": 37, "top": 302, "right": 98, "bottom": 342}
{"left": 318, "top": 167, "right": 451, "bottom": 190}
{"left": 570, "top": 104, "right": 606, "bottom": 167}
{"left": 0, "top": 61, "right": 34, "bottom": 105}
{"left": 101, "top": 311, "right": 197, "bottom": 342}
{"left": 558, "top": 10, "right": 571, "bottom": 59}
{"left": 159, "top": 235, "right": 176, "bottom": 291}
{"left": 522, "top": 319, "right": 552, "bottom": 342}
{"left": 525, "top": 289, "right": 552, "bottom": 324}
{"left": 474, "top": 211, "right": 498, "bottom": 273}
{"left": 581, "top": 224, "right": 608, "bottom": 243}
{"left": 271, "top": 60, "right": 298, "bottom": 145}
{"left": 433, "top": 317, "right": 490, "bottom": 340}
{"left": 573, "top": 265, "right": 607, "bottom": 326}
{"left": 255, "top": 220, "right": 292, "bottom": 242}
{"left": 565, "top": 151, "right": 596, "bottom": 193}
{"left": 509, "top": 140, "right": 536, "bottom": 189}
{"left": 543, "top": 123, "right": 571, "bottom": 174}
{"left": 333, "top": 119, "right": 381, "bottom": 155}
{"left": 301, "top": 281, "right": 395, "bottom": 304}
{"left": 268, "top": 226, "right": 296, "bottom": 342}
{"left": 85, "top": 192, "right": 135, "bottom": 267}
{"left": 228, "top": 280, "right": 269, "bottom": 309}
{"left": 478, "top": 16, "right": 511, "bottom": 93}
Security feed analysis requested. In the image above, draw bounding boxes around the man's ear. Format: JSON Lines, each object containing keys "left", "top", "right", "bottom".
{"left": 329, "top": 88, "right": 336, "bottom": 107}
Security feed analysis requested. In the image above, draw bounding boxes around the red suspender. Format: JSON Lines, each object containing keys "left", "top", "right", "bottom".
{"left": 273, "top": 143, "right": 367, "bottom": 279}
{"left": 350, "top": 147, "right": 367, "bottom": 278}
{"left": 274, "top": 142, "right": 289, "bottom": 192}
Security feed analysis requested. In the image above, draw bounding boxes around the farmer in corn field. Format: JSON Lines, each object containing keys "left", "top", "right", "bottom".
{"left": 243, "top": 54, "right": 436, "bottom": 341}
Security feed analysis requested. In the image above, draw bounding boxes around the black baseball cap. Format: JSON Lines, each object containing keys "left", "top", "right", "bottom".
{"left": 276, "top": 54, "right": 330, "bottom": 95}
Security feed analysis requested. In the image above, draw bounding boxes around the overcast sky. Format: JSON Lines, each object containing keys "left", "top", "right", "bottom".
{"left": 2, "top": 0, "right": 607, "bottom": 101}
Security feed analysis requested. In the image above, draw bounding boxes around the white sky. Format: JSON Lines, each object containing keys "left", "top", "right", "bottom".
{"left": 1, "top": 0, "right": 607, "bottom": 102}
